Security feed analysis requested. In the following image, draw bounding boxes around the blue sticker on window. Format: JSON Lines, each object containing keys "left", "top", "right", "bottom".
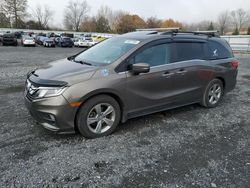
{"left": 101, "top": 69, "right": 109, "bottom": 77}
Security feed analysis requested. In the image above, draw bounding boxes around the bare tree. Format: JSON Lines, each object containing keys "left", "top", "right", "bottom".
{"left": 218, "top": 10, "right": 230, "bottom": 35}
{"left": 96, "top": 5, "right": 113, "bottom": 28}
{"left": 96, "top": 5, "right": 126, "bottom": 32}
{"left": 97, "top": 5, "right": 112, "bottom": 20}
{"left": 231, "top": 9, "right": 249, "bottom": 32}
{"left": 0, "top": 12, "right": 10, "bottom": 27}
{"left": 64, "top": 0, "right": 90, "bottom": 31}
{"left": 80, "top": 16, "right": 97, "bottom": 32}
{"left": 0, "top": 0, "right": 10, "bottom": 27}
{"left": 112, "top": 10, "right": 127, "bottom": 32}
{"left": 197, "top": 20, "right": 212, "bottom": 31}
{"left": 32, "top": 4, "right": 53, "bottom": 29}
{"left": 1, "top": 0, "right": 27, "bottom": 28}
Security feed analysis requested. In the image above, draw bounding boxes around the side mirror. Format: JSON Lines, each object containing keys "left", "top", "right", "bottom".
{"left": 130, "top": 63, "right": 150, "bottom": 75}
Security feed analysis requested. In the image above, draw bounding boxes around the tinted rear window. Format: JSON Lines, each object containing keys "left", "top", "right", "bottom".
{"left": 208, "top": 40, "right": 232, "bottom": 60}
{"left": 172, "top": 42, "right": 206, "bottom": 62}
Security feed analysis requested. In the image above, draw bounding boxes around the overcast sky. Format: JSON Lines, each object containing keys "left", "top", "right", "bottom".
{"left": 28, "top": 0, "right": 250, "bottom": 28}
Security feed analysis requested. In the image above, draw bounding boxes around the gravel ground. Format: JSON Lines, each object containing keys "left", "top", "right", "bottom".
{"left": 0, "top": 46, "right": 249, "bottom": 188}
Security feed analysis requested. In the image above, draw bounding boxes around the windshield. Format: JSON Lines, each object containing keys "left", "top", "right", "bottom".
{"left": 24, "top": 37, "right": 33, "bottom": 40}
{"left": 74, "top": 37, "right": 140, "bottom": 65}
{"left": 85, "top": 37, "right": 92, "bottom": 41}
{"left": 63, "top": 38, "right": 71, "bottom": 41}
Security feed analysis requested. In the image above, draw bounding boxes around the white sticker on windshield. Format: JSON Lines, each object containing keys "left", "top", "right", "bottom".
{"left": 124, "top": 40, "right": 140, "bottom": 45}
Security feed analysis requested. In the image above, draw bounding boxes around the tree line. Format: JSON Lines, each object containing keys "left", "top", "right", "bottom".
{"left": 0, "top": 0, "right": 53, "bottom": 30}
{"left": 1, "top": 0, "right": 250, "bottom": 35}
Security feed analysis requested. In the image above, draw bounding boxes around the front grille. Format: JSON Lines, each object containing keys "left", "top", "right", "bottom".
{"left": 25, "top": 79, "right": 39, "bottom": 100}
{"left": 26, "top": 92, "right": 34, "bottom": 101}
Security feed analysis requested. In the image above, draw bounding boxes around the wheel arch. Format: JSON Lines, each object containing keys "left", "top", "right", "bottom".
{"left": 215, "top": 76, "right": 226, "bottom": 89}
{"left": 74, "top": 90, "right": 126, "bottom": 132}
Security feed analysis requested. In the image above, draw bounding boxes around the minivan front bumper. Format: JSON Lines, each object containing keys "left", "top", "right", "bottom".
{"left": 24, "top": 94, "right": 76, "bottom": 133}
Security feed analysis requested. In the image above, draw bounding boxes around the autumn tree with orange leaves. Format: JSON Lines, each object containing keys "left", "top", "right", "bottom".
{"left": 114, "top": 14, "right": 146, "bottom": 33}
{"left": 161, "top": 19, "right": 183, "bottom": 28}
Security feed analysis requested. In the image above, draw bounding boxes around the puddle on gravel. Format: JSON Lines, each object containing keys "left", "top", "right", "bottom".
{"left": 0, "top": 85, "right": 24, "bottom": 94}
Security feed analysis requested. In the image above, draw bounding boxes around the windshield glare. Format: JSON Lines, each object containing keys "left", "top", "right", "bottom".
{"left": 74, "top": 37, "right": 140, "bottom": 65}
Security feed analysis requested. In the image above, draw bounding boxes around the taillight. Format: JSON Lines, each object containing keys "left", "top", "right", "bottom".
{"left": 231, "top": 60, "right": 239, "bottom": 69}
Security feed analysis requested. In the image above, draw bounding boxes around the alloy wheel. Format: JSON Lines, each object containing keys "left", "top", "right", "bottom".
{"left": 208, "top": 83, "right": 222, "bottom": 105}
{"left": 87, "top": 103, "right": 115, "bottom": 134}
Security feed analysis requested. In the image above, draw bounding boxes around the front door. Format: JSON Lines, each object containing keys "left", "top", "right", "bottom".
{"left": 124, "top": 42, "right": 178, "bottom": 117}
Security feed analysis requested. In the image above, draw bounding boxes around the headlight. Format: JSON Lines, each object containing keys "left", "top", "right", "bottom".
{"left": 26, "top": 80, "right": 67, "bottom": 99}
{"left": 33, "top": 87, "right": 67, "bottom": 98}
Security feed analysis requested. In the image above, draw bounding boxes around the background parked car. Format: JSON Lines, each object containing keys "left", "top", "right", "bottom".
{"left": 77, "top": 37, "right": 96, "bottom": 47}
{"left": 46, "top": 32, "right": 56, "bottom": 38}
{"left": 74, "top": 38, "right": 86, "bottom": 47}
{"left": 92, "top": 35, "right": 107, "bottom": 43}
{"left": 60, "top": 33, "right": 74, "bottom": 38}
{"left": 71, "top": 37, "right": 79, "bottom": 43}
{"left": 21, "top": 36, "right": 36, "bottom": 47}
{"left": 2, "top": 33, "right": 18, "bottom": 46}
{"left": 36, "top": 36, "right": 49, "bottom": 45}
{"left": 57, "top": 37, "right": 74, "bottom": 47}
{"left": 14, "top": 31, "right": 22, "bottom": 39}
{"left": 54, "top": 37, "right": 61, "bottom": 45}
{"left": 35, "top": 36, "right": 43, "bottom": 45}
{"left": 0, "top": 33, "right": 3, "bottom": 44}
{"left": 43, "top": 38, "right": 56, "bottom": 47}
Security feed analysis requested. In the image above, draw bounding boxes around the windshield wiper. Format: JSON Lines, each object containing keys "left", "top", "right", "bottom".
{"left": 73, "top": 59, "right": 93, "bottom": 66}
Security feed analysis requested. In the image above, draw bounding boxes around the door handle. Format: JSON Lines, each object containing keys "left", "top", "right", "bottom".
{"left": 176, "top": 69, "right": 187, "bottom": 74}
{"left": 162, "top": 72, "right": 175, "bottom": 77}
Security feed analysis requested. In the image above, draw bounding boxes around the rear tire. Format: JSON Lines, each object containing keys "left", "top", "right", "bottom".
{"left": 200, "top": 79, "right": 224, "bottom": 108}
{"left": 76, "top": 95, "right": 121, "bottom": 138}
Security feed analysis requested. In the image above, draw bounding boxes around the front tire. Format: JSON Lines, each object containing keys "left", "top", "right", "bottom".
{"left": 201, "top": 79, "right": 224, "bottom": 108}
{"left": 76, "top": 95, "right": 121, "bottom": 138}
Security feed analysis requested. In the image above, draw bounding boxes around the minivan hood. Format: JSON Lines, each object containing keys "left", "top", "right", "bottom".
{"left": 29, "top": 58, "right": 98, "bottom": 85}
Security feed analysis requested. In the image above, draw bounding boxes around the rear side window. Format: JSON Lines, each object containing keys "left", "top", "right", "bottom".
{"left": 172, "top": 42, "right": 206, "bottom": 62}
{"left": 208, "top": 40, "right": 232, "bottom": 60}
{"left": 130, "top": 43, "right": 171, "bottom": 67}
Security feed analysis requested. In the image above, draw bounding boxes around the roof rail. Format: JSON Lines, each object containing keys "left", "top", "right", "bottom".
{"left": 135, "top": 28, "right": 219, "bottom": 37}
{"left": 136, "top": 28, "right": 180, "bottom": 32}
{"left": 193, "top": 30, "right": 220, "bottom": 37}
{"left": 160, "top": 30, "right": 220, "bottom": 37}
